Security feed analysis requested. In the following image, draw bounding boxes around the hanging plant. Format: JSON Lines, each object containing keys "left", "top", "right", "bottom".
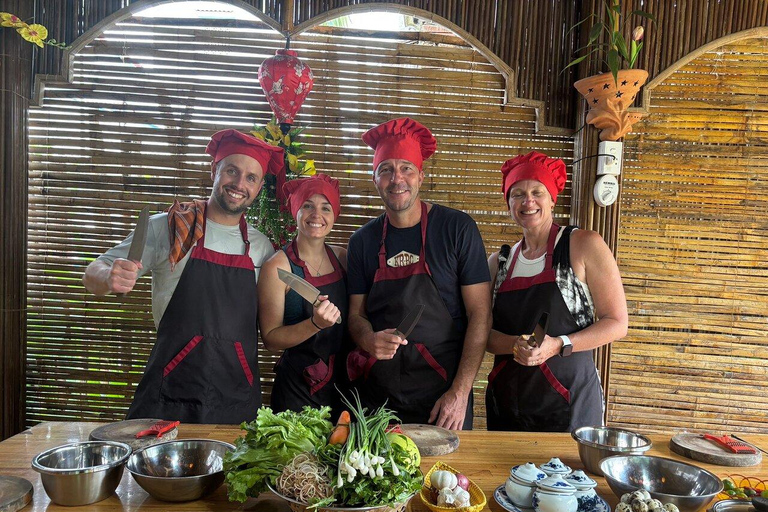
{"left": 246, "top": 117, "right": 316, "bottom": 250}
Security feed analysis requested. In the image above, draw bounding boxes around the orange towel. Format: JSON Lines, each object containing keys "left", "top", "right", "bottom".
{"left": 167, "top": 199, "right": 207, "bottom": 269}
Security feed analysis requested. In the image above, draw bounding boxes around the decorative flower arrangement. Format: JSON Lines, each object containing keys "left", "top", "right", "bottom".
{"left": 247, "top": 117, "right": 316, "bottom": 249}
{"left": 564, "top": 0, "right": 654, "bottom": 84}
{"left": 1, "top": 12, "right": 66, "bottom": 48}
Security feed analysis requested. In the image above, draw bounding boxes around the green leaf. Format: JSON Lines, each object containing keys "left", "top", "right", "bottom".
{"left": 631, "top": 10, "right": 656, "bottom": 23}
{"left": 629, "top": 41, "right": 643, "bottom": 68}
{"left": 615, "top": 32, "right": 629, "bottom": 61}
{"left": 588, "top": 22, "right": 604, "bottom": 45}
{"left": 566, "top": 14, "right": 595, "bottom": 36}
{"left": 607, "top": 48, "right": 620, "bottom": 84}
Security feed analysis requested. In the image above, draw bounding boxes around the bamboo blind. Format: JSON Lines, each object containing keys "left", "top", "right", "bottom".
{"left": 610, "top": 35, "right": 768, "bottom": 433}
{"left": 27, "top": 12, "right": 574, "bottom": 427}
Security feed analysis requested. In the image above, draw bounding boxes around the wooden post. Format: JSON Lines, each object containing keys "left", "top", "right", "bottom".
{"left": 282, "top": 0, "right": 294, "bottom": 33}
{"left": 0, "top": 0, "right": 32, "bottom": 440}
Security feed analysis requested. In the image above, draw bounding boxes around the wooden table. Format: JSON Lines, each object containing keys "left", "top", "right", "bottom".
{"left": 1, "top": 422, "right": 767, "bottom": 511}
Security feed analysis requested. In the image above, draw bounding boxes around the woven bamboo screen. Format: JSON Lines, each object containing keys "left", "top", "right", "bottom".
{"left": 27, "top": 8, "right": 574, "bottom": 426}
{"left": 609, "top": 33, "right": 768, "bottom": 433}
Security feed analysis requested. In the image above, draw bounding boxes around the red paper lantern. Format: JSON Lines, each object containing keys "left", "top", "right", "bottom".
{"left": 258, "top": 49, "right": 314, "bottom": 133}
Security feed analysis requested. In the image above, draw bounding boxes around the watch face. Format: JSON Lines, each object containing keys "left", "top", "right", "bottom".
{"left": 561, "top": 344, "right": 573, "bottom": 357}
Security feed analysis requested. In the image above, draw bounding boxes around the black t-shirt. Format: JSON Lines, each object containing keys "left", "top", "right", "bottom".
{"left": 347, "top": 203, "right": 490, "bottom": 329}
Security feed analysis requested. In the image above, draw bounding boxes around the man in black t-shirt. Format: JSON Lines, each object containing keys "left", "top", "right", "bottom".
{"left": 346, "top": 118, "right": 491, "bottom": 430}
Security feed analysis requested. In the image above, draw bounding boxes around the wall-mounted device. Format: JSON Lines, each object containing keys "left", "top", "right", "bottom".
{"left": 594, "top": 141, "right": 623, "bottom": 207}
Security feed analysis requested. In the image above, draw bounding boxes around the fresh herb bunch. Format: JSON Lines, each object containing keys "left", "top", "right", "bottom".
{"left": 224, "top": 406, "right": 333, "bottom": 502}
{"left": 564, "top": 0, "right": 655, "bottom": 84}
{"left": 315, "top": 391, "right": 423, "bottom": 508}
{"left": 246, "top": 117, "right": 316, "bottom": 249}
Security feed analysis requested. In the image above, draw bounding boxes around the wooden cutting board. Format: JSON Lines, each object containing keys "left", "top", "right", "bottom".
{"left": 670, "top": 433, "right": 762, "bottom": 467}
{"left": 89, "top": 419, "right": 178, "bottom": 451}
{"left": 401, "top": 424, "right": 459, "bottom": 456}
{"left": 0, "top": 476, "right": 32, "bottom": 512}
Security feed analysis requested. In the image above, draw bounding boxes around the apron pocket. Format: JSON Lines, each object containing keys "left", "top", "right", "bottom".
{"left": 234, "top": 342, "right": 254, "bottom": 387}
{"left": 303, "top": 355, "right": 334, "bottom": 395}
{"left": 539, "top": 363, "right": 571, "bottom": 403}
{"left": 415, "top": 343, "right": 447, "bottom": 381}
{"left": 160, "top": 335, "right": 206, "bottom": 403}
{"left": 347, "top": 348, "right": 376, "bottom": 381}
{"left": 488, "top": 359, "right": 509, "bottom": 386}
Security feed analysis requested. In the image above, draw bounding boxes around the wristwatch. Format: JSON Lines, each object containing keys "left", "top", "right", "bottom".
{"left": 558, "top": 335, "right": 573, "bottom": 357}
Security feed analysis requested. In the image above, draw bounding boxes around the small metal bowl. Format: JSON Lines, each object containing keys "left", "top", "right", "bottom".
{"left": 709, "top": 499, "right": 755, "bottom": 512}
{"left": 600, "top": 455, "right": 723, "bottom": 512}
{"left": 126, "top": 439, "right": 234, "bottom": 502}
{"left": 32, "top": 440, "right": 132, "bottom": 506}
{"left": 572, "top": 426, "right": 652, "bottom": 476}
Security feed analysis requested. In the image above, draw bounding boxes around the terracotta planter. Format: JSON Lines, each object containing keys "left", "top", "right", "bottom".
{"left": 574, "top": 69, "right": 649, "bottom": 141}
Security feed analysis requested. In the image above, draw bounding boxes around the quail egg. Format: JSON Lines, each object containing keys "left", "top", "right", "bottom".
{"left": 662, "top": 505, "right": 679, "bottom": 512}
{"left": 615, "top": 503, "right": 633, "bottom": 512}
{"left": 621, "top": 493, "right": 633, "bottom": 504}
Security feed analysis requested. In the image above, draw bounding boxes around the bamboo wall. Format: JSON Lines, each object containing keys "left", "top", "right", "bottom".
{"left": 611, "top": 31, "right": 768, "bottom": 433}
{"left": 2, "top": 0, "right": 768, "bottom": 438}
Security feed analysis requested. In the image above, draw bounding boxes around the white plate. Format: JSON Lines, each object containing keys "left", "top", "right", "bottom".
{"left": 493, "top": 485, "right": 610, "bottom": 512}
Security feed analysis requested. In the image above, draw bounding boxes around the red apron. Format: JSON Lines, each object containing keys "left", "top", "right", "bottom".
{"left": 486, "top": 224, "right": 603, "bottom": 432}
{"left": 127, "top": 211, "right": 261, "bottom": 423}
{"left": 347, "top": 202, "right": 472, "bottom": 428}
{"left": 270, "top": 240, "right": 349, "bottom": 418}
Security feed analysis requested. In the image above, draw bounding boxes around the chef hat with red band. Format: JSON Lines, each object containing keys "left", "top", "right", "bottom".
{"left": 205, "top": 129, "right": 284, "bottom": 176}
{"left": 282, "top": 173, "right": 341, "bottom": 220}
{"left": 361, "top": 117, "right": 436, "bottom": 171}
{"left": 501, "top": 151, "right": 567, "bottom": 204}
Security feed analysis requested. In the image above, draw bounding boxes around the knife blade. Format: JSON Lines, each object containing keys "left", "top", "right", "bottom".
{"left": 529, "top": 311, "right": 550, "bottom": 348}
{"left": 393, "top": 304, "right": 424, "bottom": 339}
{"left": 277, "top": 267, "right": 342, "bottom": 325}
{"left": 126, "top": 206, "right": 150, "bottom": 262}
{"left": 121, "top": 206, "right": 149, "bottom": 298}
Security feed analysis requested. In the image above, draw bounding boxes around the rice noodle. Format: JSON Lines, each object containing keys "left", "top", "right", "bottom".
{"left": 276, "top": 452, "right": 334, "bottom": 504}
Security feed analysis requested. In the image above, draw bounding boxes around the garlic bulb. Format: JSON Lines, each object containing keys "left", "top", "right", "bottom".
{"left": 431, "top": 470, "right": 458, "bottom": 491}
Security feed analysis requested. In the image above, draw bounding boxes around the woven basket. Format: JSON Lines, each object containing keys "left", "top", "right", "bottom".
{"left": 419, "top": 461, "right": 487, "bottom": 512}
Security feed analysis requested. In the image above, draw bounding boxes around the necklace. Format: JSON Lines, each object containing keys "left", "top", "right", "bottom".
{"left": 304, "top": 253, "right": 325, "bottom": 277}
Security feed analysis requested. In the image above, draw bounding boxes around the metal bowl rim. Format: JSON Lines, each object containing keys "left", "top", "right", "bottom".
{"left": 267, "top": 482, "right": 415, "bottom": 511}
{"left": 571, "top": 426, "right": 653, "bottom": 452}
{"left": 126, "top": 438, "right": 235, "bottom": 479}
{"left": 599, "top": 454, "right": 724, "bottom": 499}
{"left": 32, "top": 440, "right": 132, "bottom": 475}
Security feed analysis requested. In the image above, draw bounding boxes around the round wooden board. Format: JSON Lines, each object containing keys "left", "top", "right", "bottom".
{"left": 401, "top": 424, "right": 459, "bottom": 457}
{"left": 670, "top": 433, "right": 762, "bottom": 467}
{"left": 0, "top": 476, "right": 32, "bottom": 512}
{"left": 89, "top": 419, "right": 178, "bottom": 451}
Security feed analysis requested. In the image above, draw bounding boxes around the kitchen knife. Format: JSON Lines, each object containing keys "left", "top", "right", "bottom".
{"left": 121, "top": 206, "right": 150, "bottom": 297}
{"left": 126, "top": 206, "right": 150, "bottom": 262}
{"left": 277, "top": 267, "right": 342, "bottom": 325}
{"left": 393, "top": 304, "right": 425, "bottom": 339}
{"left": 529, "top": 311, "right": 550, "bottom": 348}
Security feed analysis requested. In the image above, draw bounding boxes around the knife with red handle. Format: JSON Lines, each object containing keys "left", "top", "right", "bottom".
{"left": 135, "top": 420, "right": 180, "bottom": 439}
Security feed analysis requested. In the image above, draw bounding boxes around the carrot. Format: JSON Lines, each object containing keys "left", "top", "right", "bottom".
{"left": 329, "top": 410, "right": 351, "bottom": 445}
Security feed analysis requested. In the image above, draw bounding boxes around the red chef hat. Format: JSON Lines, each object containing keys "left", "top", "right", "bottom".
{"left": 361, "top": 118, "right": 436, "bottom": 171}
{"left": 282, "top": 173, "right": 341, "bottom": 220}
{"left": 205, "top": 129, "right": 284, "bottom": 176}
{"left": 501, "top": 151, "right": 567, "bottom": 204}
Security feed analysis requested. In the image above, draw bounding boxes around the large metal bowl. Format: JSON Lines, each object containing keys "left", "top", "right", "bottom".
{"left": 571, "top": 426, "right": 652, "bottom": 476}
{"left": 600, "top": 455, "right": 723, "bottom": 512}
{"left": 126, "top": 439, "right": 234, "bottom": 502}
{"left": 32, "top": 440, "right": 132, "bottom": 506}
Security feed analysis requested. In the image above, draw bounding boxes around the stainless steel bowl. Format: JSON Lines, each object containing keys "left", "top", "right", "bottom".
{"left": 32, "top": 440, "right": 132, "bottom": 506}
{"left": 571, "top": 426, "right": 652, "bottom": 476}
{"left": 126, "top": 439, "right": 234, "bottom": 502}
{"left": 600, "top": 455, "right": 723, "bottom": 512}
